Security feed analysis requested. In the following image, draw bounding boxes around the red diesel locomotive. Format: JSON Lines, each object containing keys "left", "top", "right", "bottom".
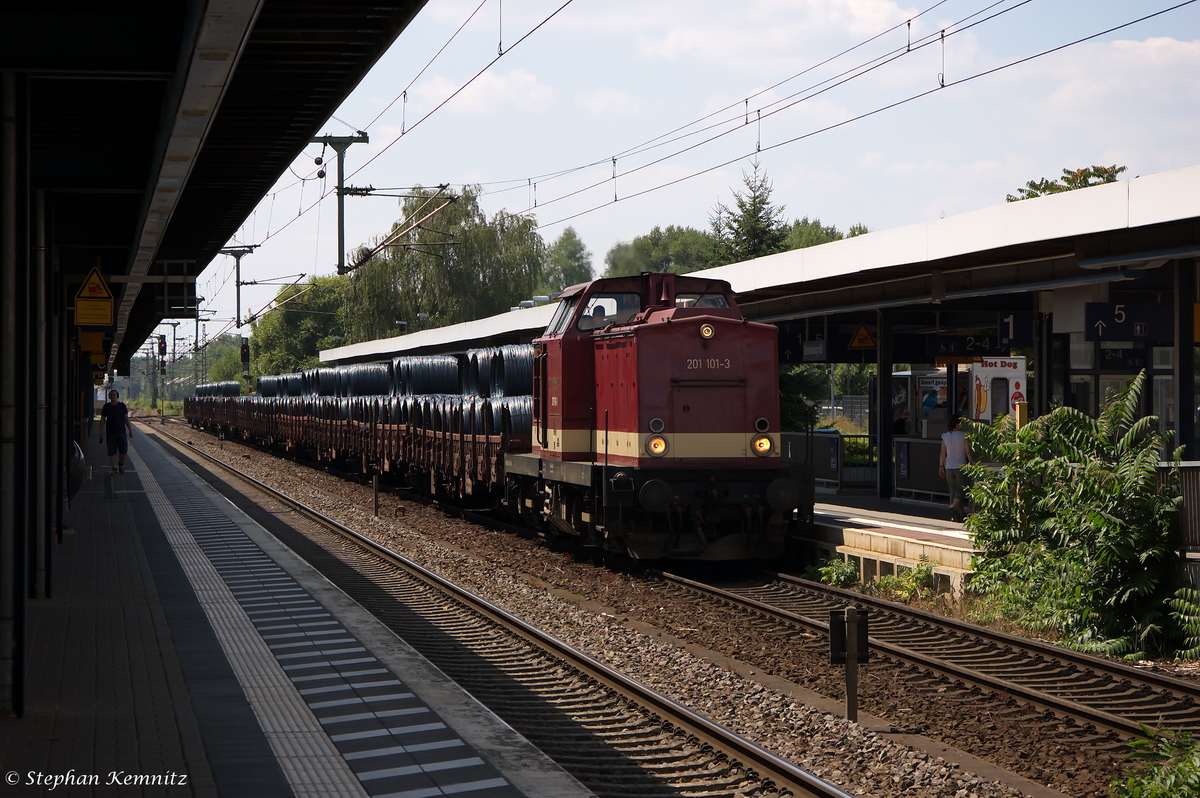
{"left": 509, "top": 272, "right": 806, "bottom": 559}
{"left": 186, "top": 272, "right": 809, "bottom": 560}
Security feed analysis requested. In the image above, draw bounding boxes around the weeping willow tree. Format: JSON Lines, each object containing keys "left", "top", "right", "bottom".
{"left": 342, "top": 185, "right": 545, "bottom": 344}
{"left": 965, "top": 371, "right": 1197, "bottom": 659}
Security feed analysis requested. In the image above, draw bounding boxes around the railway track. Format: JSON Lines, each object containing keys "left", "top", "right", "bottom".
{"left": 663, "top": 570, "right": 1200, "bottom": 740}
{"left": 144, "top": 422, "right": 851, "bottom": 798}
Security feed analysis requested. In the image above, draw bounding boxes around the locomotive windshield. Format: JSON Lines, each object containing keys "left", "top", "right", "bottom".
{"left": 577, "top": 293, "right": 641, "bottom": 330}
{"left": 675, "top": 293, "right": 729, "bottom": 308}
{"left": 544, "top": 298, "right": 577, "bottom": 336}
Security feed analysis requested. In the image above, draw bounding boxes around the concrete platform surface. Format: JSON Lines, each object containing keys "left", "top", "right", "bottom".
{"left": 0, "top": 426, "right": 591, "bottom": 798}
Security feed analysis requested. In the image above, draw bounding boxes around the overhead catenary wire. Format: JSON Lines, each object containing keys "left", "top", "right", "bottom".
{"left": 416, "top": 0, "right": 962, "bottom": 201}
{"left": 239, "top": 1, "right": 573, "bottom": 253}
{"left": 514, "top": 0, "right": 1037, "bottom": 217}
{"left": 345, "top": 0, "right": 577, "bottom": 184}
{"left": 531, "top": 0, "right": 1200, "bottom": 231}
{"left": 361, "top": 0, "right": 491, "bottom": 133}
{"left": 341, "top": 0, "right": 1020, "bottom": 206}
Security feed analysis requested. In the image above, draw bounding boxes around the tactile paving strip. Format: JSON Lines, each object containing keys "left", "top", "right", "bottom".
{"left": 129, "top": 444, "right": 521, "bottom": 798}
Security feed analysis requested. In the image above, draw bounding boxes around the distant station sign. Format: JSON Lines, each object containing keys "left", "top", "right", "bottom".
{"left": 1084, "top": 303, "right": 1172, "bottom": 343}
{"left": 74, "top": 267, "right": 113, "bottom": 326}
{"left": 926, "top": 334, "right": 1008, "bottom": 360}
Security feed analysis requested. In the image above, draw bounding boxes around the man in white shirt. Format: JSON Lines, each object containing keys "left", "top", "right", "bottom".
{"left": 938, "top": 416, "right": 974, "bottom": 522}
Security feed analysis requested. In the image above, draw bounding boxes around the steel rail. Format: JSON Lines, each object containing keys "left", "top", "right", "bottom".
{"left": 142, "top": 422, "right": 852, "bottom": 798}
{"left": 659, "top": 570, "right": 1198, "bottom": 740}
{"left": 769, "top": 571, "right": 1200, "bottom": 700}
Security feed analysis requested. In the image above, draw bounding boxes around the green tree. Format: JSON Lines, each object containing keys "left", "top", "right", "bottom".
{"left": 602, "top": 225, "right": 716, "bottom": 278}
{"left": 1006, "top": 164, "right": 1127, "bottom": 202}
{"left": 779, "top": 364, "right": 829, "bottom": 431}
{"left": 250, "top": 276, "right": 345, "bottom": 376}
{"left": 542, "top": 227, "right": 593, "bottom": 293}
{"left": 344, "top": 185, "right": 546, "bottom": 343}
{"left": 709, "top": 162, "right": 788, "bottom": 265}
{"left": 784, "top": 216, "right": 843, "bottom": 250}
{"left": 204, "top": 334, "right": 250, "bottom": 391}
{"left": 965, "top": 372, "right": 1185, "bottom": 658}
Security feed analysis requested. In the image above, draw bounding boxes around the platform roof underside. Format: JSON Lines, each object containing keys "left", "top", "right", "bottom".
{"left": 7, "top": 0, "right": 427, "bottom": 371}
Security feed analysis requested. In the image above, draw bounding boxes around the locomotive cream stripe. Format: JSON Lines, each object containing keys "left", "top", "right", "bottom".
{"left": 539, "top": 428, "right": 778, "bottom": 459}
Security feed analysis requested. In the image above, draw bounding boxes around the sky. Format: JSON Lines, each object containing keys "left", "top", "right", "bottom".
{"left": 180, "top": 0, "right": 1200, "bottom": 349}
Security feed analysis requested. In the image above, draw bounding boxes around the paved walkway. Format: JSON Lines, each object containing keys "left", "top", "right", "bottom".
{"left": 0, "top": 427, "right": 290, "bottom": 796}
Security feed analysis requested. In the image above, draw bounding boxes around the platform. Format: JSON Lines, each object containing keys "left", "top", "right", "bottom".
{"left": 0, "top": 426, "right": 591, "bottom": 798}
{"left": 802, "top": 492, "right": 977, "bottom": 595}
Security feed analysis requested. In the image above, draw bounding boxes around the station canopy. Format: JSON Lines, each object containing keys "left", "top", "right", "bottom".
{"left": 6, "top": 0, "right": 428, "bottom": 372}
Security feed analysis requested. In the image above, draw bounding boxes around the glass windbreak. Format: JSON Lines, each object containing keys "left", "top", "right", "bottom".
{"left": 577, "top": 293, "right": 642, "bottom": 330}
{"left": 675, "top": 293, "right": 730, "bottom": 309}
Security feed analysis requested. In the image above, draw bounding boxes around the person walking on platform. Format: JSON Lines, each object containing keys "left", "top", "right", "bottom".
{"left": 99, "top": 389, "right": 133, "bottom": 474}
{"left": 938, "top": 415, "right": 974, "bottom": 522}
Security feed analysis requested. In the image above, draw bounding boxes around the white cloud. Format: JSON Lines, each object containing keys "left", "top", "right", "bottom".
{"left": 575, "top": 87, "right": 645, "bottom": 116}
{"left": 410, "top": 69, "right": 556, "bottom": 117}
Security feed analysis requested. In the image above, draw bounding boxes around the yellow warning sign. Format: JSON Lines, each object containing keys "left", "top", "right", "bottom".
{"left": 79, "top": 331, "right": 104, "bottom": 352}
{"left": 847, "top": 322, "right": 876, "bottom": 349}
{"left": 75, "top": 267, "right": 113, "bottom": 326}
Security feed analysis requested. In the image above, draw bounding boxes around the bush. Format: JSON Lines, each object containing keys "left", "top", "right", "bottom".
{"left": 808, "top": 556, "right": 858, "bottom": 588}
{"left": 965, "top": 372, "right": 1186, "bottom": 658}
{"left": 865, "top": 557, "right": 936, "bottom": 602}
{"left": 1110, "top": 726, "right": 1200, "bottom": 797}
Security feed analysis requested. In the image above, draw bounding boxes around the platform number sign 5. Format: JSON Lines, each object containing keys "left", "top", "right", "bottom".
{"left": 1083, "top": 303, "right": 1172, "bottom": 343}
{"left": 997, "top": 312, "right": 1035, "bottom": 347}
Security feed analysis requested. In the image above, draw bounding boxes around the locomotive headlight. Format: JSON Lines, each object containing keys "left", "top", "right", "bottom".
{"left": 699, "top": 323, "right": 716, "bottom": 340}
{"left": 751, "top": 434, "right": 773, "bottom": 456}
{"left": 646, "top": 435, "right": 669, "bottom": 457}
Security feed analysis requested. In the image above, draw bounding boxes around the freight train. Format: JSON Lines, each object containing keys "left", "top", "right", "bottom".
{"left": 186, "top": 272, "right": 812, "bottom": 560}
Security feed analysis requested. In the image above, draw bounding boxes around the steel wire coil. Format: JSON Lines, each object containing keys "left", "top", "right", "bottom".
{"left": 490, "top": 345, "right": 534, "bottom": 398}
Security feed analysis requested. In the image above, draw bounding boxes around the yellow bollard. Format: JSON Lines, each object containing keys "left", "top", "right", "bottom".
{"left": 1014, "top": 401, "right": 1028, "bottom": 430}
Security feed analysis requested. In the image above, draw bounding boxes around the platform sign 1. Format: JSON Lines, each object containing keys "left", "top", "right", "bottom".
{"left": 1084, "top": 303, "right": 1172, "bottom": 343}
{"left": 997, "top": 312, "right": 1035, "bottom": 348}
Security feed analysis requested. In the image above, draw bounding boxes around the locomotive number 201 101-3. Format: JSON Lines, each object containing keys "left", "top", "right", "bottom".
{"left": 686, "top": 358, "right": 732, "bottom": 370}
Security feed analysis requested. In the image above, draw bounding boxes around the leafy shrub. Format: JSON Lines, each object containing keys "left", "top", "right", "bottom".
{"left": 1110, "top": 725, "right": 1200, "bottom": 797}
{"left": 866, "top": 557, "right": 937, "bottom": 602}
{"left": 965, "top": 372, "right": 1185, "bottom": 658}
{"left": 1169, "top": 588, "right": 1200, "bottom": 661}
{"left": 811, "top": 556, "right": 859, "bottom": 588}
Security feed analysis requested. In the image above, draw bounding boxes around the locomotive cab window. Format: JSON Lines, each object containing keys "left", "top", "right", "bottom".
{"left": 545, "top": 298, "right": 577, "bottom": 336}
{"left": 675, "top": 293, "right": 729, "bottom": 309}
{"left": 577, "top": 293, "right": 641, "bottom": 330}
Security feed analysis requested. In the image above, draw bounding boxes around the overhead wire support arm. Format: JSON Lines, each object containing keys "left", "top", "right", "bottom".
{"left": 345, "top": 185, "right": 457, "bottom": 273}
{"left": 243, "top": 277, "right": 316, "bottom": 327}
{"left": 238, "top": 272, "right": 305, "bottom": 286}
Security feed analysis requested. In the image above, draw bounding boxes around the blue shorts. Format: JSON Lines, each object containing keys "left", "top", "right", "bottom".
{"left": 105, "top": 433, "right": 128, "bottom": 457}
